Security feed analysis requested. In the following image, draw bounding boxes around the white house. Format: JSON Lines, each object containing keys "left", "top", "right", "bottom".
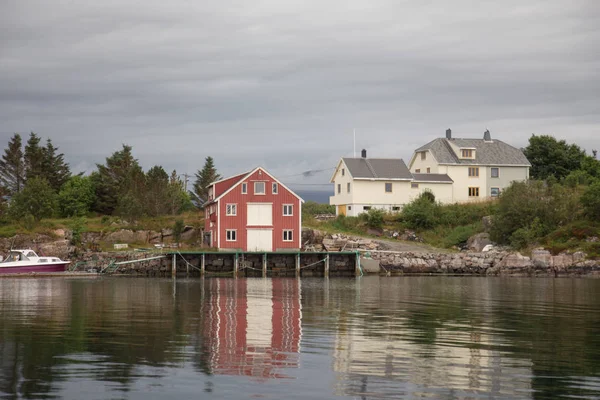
{"left": 330, "top": 130, "right": 531, "bottom": 216}
{"left": 329, "top": 150, "right": 453, "bottom": 216}
{"left": 408, "top": 129, "right": 531, "bottom": 202}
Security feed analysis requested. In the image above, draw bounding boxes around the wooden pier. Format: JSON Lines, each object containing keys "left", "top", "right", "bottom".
{"left": 166, "top": 251, "right": 363, "bottom": 278}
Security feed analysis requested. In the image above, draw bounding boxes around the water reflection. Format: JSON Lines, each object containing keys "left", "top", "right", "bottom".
{"left": 202, "top": 278, "right": 301, "bottom": 379}
{"left": 0, "top": 276, "right": 599, "bottom": 399}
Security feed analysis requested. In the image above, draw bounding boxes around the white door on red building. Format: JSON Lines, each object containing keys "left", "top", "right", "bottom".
{"left": 247, "top": 229, "right": 273, "bottom": 252}
{"left": 247, "top": 203, "right": 273, "bottom": 226}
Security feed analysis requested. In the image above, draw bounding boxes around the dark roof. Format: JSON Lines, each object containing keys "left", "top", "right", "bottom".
{"left": 412, "top": 173, "right": 453, "bottom": 183}
{"left": 415, "top": 138, "right": 531, "bottom": 166}
{"left": 342, "top": 158, "right": 413, "bottom": 180}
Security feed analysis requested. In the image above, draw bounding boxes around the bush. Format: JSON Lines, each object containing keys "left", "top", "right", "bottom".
{"left": 173, "top": 219, "right": 185, "bottom": 244}
{"left": 363, "top": 208, "right": 384, "bottom": 229}
{"left": 302, "top": 201, "right": 335, "bottom": 216}
{"left": 9, "top": 177, "right": 58, "bottom": 221}
{"left": 490, "top": 180, "right": 582, "bottom": 245}
{"left": 400, "top": 194, "right": 438, "bottom": 229}
{"left": 581, "top": 182, "right": 600, "bottom": 220}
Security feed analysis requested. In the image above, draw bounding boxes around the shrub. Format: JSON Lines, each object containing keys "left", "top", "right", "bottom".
{"left": 490, "top": 180, "right": 582, "bottom": 245}
{"left": 302, "top": 201, "right": 335, "bottom": 216}
{"left": 581, "top": 182, "right": 600, "bottom": 220}
{"left": 400, "top": 194, "right": 438, "bottom": 229}
{"left": 363, "top": 208, "right": 384, "bottom": 229}
{"left": 173, "top": 219, "right": 185, "bottom": 244}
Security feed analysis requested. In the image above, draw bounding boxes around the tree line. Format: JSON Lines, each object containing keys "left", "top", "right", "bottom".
{"left": 0, "top": 133, "right": 221, "bottom": 222}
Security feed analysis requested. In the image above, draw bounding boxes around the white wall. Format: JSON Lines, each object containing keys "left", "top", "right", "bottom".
{"left": 485, "top": 166, "right": 529, "bottom": 197}
{"left": 409, "top": 150, "right": 438, "bottom": 173}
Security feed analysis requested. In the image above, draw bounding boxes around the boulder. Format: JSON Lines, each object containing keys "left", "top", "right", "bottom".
{"left": 531, "top": 248, "right": 551, "bottom": 268}
{"left": 366, "top": 228, "right": 383, "bottom": 237}
{"left": 104, "top": 229, "right": 149, "bottom": 244}
{"left": 467, "top": 233, "right": 492, "bottom": 252}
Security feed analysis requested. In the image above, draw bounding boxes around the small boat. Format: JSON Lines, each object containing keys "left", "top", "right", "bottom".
{"left": 0, "top": 249, "right": 70, "bottom": 274}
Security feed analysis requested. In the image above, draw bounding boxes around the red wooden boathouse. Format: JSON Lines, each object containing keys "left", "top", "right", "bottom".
{"left": 203, "top": 167, "right": 304, "bottom": 251}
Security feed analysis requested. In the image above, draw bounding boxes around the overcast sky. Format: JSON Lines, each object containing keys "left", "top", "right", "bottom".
{"left": 1, "top": 0, "right": 598, "bottom": 191}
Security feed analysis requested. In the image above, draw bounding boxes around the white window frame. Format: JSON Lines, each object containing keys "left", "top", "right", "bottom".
{"left": 491, "top": 187, "right": 500, "bottom": 197}
{"left": 241, "top": 182, "right": 247, "bottom": 194}
{"left": 283, "top": 230, "right": 293, "bottom": 242}
{"left": 226, "top": 203, "right": 237, "bottom": 216}
{"left": 337, "top": 184, "right": 341, "bottom": 194}
{"left": 272, "top": 182, "right": 278, "bottom": 194}
{"left": 385, "top": 182, "right": 392, "bottom": 193}
{"left": 226, "top": 229, "right": 237, "bottom": 241}
{"left": 283, "top": 204, "right": 293, "bottom": 216}
{"left": 411, "top": 183, "right": 419, "bottom": 189}
{"left": 342, "top": 168, "right": 345, "bottom": 176}
{"left": 347, "top": 182, "right": 351, "bottom": 193}
{"left": 491, "top": 168, "right": 499, "bottom": 178}
{"left": 254, "top": 181, "right": 265, "bottom": 195}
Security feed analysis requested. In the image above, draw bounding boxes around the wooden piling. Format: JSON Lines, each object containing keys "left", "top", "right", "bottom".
{"left": 172, "top": 254, "right": 176, "bottom": 278}
{"left": 200, "top": 253, "right": 205, "bottom": 275}
{"left": 262, "top": 253, "right": 267, "bottom": 277}
{"left": 295, "top": 253, "right": 300, "bottom": 277}
{"left": 234, "top": 253, "right": 239, "bottom": 277}
{"left": 324, "top": 254, "right": 330, "bottom": 277}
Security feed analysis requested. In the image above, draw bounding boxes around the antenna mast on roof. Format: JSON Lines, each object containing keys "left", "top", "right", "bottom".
{"left": 353, "top": 128, "right": 356, "bottom": 158}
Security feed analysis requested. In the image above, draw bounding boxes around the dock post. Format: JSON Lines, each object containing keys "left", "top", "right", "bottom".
{"left": 234, "top": 253, "right": 239, "bottom": 277}
{"left": 355, "top": 252, "right": 361, "bottom": 277}
{"left": 262, "top": 253, "right": 267, "bottom": 277}
{"left": 295, "top": 253, "right": 300, "bottom": 277}
{"left": 201, "top": 253, "right": 205, "bottom": 276}
{"left": 172, "top": 253, "right": 176, "bottom": 278}
{"left": 324, "top": 254, "right": 330, "bottom": 278}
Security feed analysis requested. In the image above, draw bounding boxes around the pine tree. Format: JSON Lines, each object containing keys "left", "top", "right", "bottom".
{"left": 92, "top": 144, "right": 144, "bottom": 215}
{"left": 42, "top": 138, "right": 71, "bottom": 191}
{"left": 193, "top": 156, "right": 221, "bottom": 202}
{"left": 24, "top": 132, "right": 45, "bottom": 181}
{"left": 0, "top": 134, "right": 25, "bottom": 194}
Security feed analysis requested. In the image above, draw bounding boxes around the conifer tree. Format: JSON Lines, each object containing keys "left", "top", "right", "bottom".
{"left": 0, "top": 134, "right": 25, "bottom": 194}
{"left": 193, "top": 156, "right": 221, "bottom": 202}
{"left": 42, "top": 138, "right": 71, "bottom": 191}
{"left": 24, "top": 132, "right": 45, "bottom": 181}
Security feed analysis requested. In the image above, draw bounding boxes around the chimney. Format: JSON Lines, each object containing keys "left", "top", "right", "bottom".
{"left": 361, "top": 149, "right": 367, "bottom": 158}
{"left": 446, "top": 128, "right": 452, "bottom": 139}
{"left": 484, "top": 129, "right": 491, "bottom": 141}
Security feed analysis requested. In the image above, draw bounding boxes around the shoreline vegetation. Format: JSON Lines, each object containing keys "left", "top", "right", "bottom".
{"left": 0, "top": 134, "right": 599, "bottom": 264}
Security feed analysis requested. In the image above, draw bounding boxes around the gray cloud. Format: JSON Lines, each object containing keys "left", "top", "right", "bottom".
{"left": 1, "top": 0, "right": 598, "bottom": 191}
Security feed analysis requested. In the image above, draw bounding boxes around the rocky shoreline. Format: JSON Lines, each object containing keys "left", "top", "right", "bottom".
{"left": 1, "top": 229, "right": 599, "bottom": 277}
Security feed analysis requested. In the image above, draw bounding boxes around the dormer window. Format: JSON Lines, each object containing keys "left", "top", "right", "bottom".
{"left": 460, "top": 149, "right": 475, "bottom": 159}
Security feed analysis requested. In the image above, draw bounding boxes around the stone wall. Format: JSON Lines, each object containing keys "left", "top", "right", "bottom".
{"left": 367, "top": 249, "right": 600, "bottom": 276}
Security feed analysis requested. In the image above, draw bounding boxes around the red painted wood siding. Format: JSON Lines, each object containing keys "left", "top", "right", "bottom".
{"left": 213, "top": 173, "right": 246, "bottom": 199}
{"left": 217, "top": 169, "right": 301, "bottom": 251}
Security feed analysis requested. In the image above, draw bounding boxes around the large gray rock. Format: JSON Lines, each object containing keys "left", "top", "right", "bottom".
{"left": 531, "top": 248, "right": 551, "bottom": 268}
{"left": 497, "top": 253, "right": 533, "bottom": 270}
{"left": 467, "top": 233, "right": 492, "bottom": 252}
{"left": 104, "top": 229, "right": 149, "bottom": 244}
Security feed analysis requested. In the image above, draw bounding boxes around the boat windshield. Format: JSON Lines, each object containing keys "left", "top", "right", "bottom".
{"left": 2, "top": 252, "right": 23, "bottom": 262}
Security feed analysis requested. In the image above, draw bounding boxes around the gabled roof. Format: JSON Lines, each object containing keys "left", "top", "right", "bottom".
{"left": 415, "top": 138, "right": 531, "bottom": 166}
{"left": 412, "top": 173, "right": 453, "bottom": 183}
{"left": 204, "top": 166, "right": 304, "bottom": 207}
{"left": 340, "top": 157, "right": 413, "bottom": 180}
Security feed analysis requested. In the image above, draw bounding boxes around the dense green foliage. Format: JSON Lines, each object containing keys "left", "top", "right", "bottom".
{"left": 524, "top": 135, "right": 588, "bottom": 180}
{"left": 9, "top": 177, "right": 58, "bottom": 221}
{"left": 302, "top": 201, "right": 335, "bottom": 217}
{"left": 0, "top": 135, "right": 214, "bottom": 223}
{"left": 58, "top": 176, "right": 96, "bottom": 217}
{"left": 581, "top": 182, "right": 600, "bottom": 220}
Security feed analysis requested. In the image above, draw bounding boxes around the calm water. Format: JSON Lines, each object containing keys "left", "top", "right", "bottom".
{"left": 1, "top": 277, "right": 600, "bottom": 400}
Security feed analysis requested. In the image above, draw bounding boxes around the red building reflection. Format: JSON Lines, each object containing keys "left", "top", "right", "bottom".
{"left": 203, "top": 278, "right": 302, "bottom": 379}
